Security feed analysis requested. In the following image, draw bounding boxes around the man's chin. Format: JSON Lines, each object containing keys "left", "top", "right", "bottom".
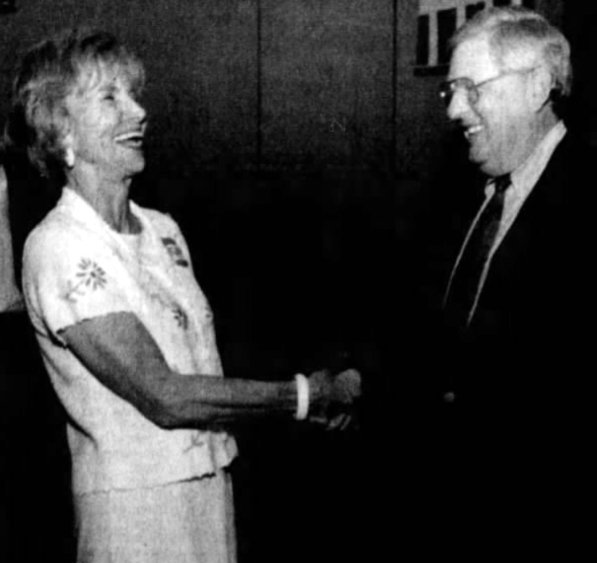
{"left": 478, "top": 162, "right": 504, "bottom": 177}
{"left": 469, "top": 152, "right": 486, "bottom": 168}
{"left": 468, "top": 150, "right": 497, "bottom": 176}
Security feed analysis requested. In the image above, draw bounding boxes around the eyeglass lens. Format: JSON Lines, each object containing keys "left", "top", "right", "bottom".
{"left": 440, "top": 78, "right": 478, "bottom": 106}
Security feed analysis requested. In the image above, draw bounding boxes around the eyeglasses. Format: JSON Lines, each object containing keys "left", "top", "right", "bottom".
{"left": 439, "top": 66, "right": 538, "bottom": 107}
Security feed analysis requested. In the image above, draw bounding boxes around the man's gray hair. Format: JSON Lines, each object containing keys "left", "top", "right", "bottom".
{"left": 451, "top": 6, "right": 572, "bottom": 100}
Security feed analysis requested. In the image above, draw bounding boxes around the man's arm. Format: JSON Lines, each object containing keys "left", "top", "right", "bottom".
{"left": 61, "top": 311, "right": 360, "bottom": 430}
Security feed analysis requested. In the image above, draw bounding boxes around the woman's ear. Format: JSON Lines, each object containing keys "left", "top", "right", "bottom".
{"left": 62, "top": 131, "right": 75, "bottom": 168}
{"left": 64, "top": 146, "right": 75, "bottom": 168}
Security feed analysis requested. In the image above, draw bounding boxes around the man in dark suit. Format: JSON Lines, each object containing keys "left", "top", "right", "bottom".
{"left": 417, "top": 6, "right": 595, "bottom": 553}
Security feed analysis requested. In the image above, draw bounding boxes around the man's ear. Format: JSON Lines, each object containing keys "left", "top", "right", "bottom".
{"left": 529, "top": 66, "right": 553, "bottom": 111}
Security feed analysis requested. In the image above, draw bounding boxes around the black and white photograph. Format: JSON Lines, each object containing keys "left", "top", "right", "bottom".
{"left": 1, "top": 1, "right": 595, "bottom": 561}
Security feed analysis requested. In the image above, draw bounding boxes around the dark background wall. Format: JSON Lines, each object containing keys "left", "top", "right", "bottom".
{"left": 1, "top": 1, "right": 594, "bottom": 562}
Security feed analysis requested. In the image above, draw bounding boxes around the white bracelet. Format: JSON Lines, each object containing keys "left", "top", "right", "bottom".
{"left": 294, "top": 373, "right": 310, "bottom": 420}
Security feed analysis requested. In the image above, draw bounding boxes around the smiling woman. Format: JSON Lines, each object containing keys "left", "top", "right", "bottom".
{"left": 7, "top": 27, "right": 361, "bottom": 563}
{"left": 11, "top": 31, "right": 146, "bottom": 192}
{"left": 63, "top": 58, "right": 147, "bottom": 190}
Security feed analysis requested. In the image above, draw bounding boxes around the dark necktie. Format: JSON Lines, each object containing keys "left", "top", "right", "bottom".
{"left": 443, "top": 174, "right": 511, "bottom": 330}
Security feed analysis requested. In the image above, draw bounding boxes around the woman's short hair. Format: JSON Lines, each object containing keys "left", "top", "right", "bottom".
{"left": 5, "top": 28, "right": 145, "bottom": 178}
{"left": 451, "top": 7, "right": 572, "bottom": 109}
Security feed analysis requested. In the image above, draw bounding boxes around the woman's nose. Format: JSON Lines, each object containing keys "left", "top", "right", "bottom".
{"left": 126, "top": 94, "right": 147, "bottom": 123}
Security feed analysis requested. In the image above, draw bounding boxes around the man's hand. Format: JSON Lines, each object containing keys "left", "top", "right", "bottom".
{"left": 307, "top": 368, "right": 362, "bottom": 430}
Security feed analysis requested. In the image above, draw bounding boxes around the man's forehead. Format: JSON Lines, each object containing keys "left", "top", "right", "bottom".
{"left": 448, "top": 35, "right": 497, "bottom": 81}
{"left": 449, "top": 33, "right": 540, "bottom": 81}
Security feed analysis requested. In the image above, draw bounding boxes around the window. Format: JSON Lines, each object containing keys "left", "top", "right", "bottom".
{"left": 466, "top": 2, "right": 486, "bottom": 19}
{"left": 416, "top": 15, "right": 431, "bottom": 66}
{"left": 437, "top": 9, "right": 457, "bottom": 65}
{"left": 415, "top": 0, "right": 531, "bottom": 75}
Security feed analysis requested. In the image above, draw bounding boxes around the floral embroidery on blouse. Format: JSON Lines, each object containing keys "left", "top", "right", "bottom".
{"left": 63, "top": 259, "right": 107, "bottom": 303}
{"left": 183, "top": 432, "right": 206, "bottom": 453}
{"left": 173, "top": 305, "right": 189, "bottom": 330}
{"left": 161, "top": 237, "right": 189, "bottom": 267}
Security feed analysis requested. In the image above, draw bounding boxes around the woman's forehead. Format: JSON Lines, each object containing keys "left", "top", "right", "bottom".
{"left": 73, "top": 59, "right": 136, "bottom": 94}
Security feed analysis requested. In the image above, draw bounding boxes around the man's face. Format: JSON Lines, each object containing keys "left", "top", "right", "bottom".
{"left": 446, "top": 35, "right": 540, "bottom": 177}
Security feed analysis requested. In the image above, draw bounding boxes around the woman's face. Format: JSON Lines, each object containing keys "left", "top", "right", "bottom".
{"left": 64, "top": 62, "right": 147, "bottom": 181}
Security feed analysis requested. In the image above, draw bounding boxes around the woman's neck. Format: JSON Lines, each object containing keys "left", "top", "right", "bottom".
{"left": 66, "top": 167, "right": 139, "bottom": 234}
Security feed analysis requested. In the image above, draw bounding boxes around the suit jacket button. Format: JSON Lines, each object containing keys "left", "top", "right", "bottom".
{"left": 443, "top": 391, "right": 456, "bottom": 403}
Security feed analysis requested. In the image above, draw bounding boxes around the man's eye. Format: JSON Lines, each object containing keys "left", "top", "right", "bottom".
{"left": 103, "top": 94, "right": 115, "bottom": 102}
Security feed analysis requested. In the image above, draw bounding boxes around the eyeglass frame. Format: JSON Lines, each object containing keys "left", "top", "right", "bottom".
{"left": 438, "top": 66, "right": 540, "bottom": 107}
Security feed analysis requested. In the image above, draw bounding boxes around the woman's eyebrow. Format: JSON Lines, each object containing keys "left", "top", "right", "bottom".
{"left": 94, "top": 81, "right": 124, "bottom": 99}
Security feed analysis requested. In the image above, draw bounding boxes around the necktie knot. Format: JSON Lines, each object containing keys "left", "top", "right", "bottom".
{"left": 493, "top": 174, "right": 511, "bottom": 194}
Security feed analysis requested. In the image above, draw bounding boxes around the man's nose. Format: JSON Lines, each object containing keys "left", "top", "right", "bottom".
{"left": 446, "top": 88, "right": 472, "bottom": 122}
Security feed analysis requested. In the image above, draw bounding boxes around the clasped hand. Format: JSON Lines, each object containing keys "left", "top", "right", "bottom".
{"left": 307, "top": 368, "right": 362, "bottom": 430}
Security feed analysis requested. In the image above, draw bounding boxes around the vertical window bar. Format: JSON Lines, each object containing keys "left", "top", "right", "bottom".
{"left": 416, "top": 14, "right": 430, "bottom": 66}
{"left": 437, "top": 8, "right": 457, "bottom": 65}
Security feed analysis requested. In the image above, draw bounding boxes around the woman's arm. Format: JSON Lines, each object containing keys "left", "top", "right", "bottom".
{"left": 60, "top": 311, "right": 359, "bottom": 430}
{"left": 0, "top": 165, "right": 24, "bottom": 312}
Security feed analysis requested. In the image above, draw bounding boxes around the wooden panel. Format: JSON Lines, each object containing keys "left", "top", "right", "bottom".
{"left": 260, "top": 0, "right": 394, "bottom": 171}
{"left": 138, "top": 1, "right": 258, "bottom": 173}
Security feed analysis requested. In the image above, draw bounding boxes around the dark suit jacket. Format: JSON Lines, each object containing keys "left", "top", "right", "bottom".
{"left": 416, "top": 130, "right": 596, "bottom": 548}
{"left": 447, "top": 132, "right": 594, "bottom": 409}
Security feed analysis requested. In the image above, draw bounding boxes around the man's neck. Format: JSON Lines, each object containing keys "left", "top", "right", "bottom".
{"left": 531, "top": 107, "right": 560, "bottom": 155}
{"left": 505, "top": 107, "right": 560, "bottom": 179}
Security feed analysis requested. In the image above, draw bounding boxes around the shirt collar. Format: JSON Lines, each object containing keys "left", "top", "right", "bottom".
{"left": 59, "top": 187, "right": 145, "bottom": 233}
{"left": 57, "top": 187, "right": 153, "bottom": 256}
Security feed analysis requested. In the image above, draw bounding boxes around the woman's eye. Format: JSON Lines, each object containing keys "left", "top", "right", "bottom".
{"left": 127, "top": 87, "right": 142, "bottom": 102}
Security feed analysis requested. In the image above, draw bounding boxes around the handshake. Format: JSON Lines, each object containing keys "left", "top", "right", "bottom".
{"left": 295, "top": 368, "right": 362, "bottom": 430}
